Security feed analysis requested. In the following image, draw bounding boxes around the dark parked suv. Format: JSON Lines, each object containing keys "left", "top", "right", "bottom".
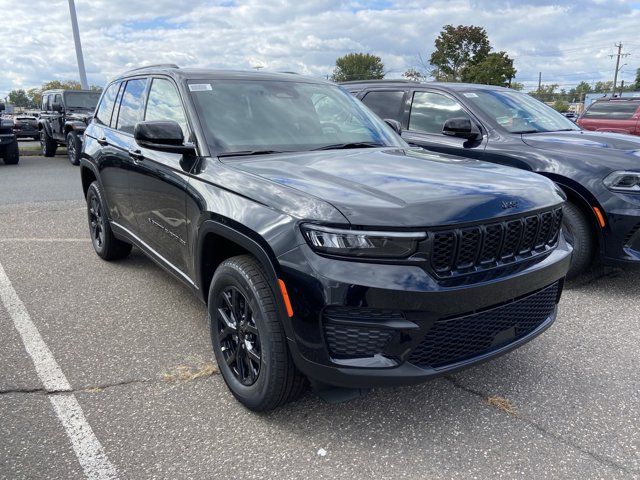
{"left": 81, "top": 65, "right": 570, "bottom": 410}
{"left": 345, "top": 81, "right": 640, "bottom": 277}
{"left": 38, "top": 88, "right": 101, "bottom": 165}
{"left": 0, "top": 103, "right": 19, "bottom": 165}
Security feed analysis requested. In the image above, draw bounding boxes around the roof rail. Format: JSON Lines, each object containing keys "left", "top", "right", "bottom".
{"left": 339, "top": 79, "right": 419, "bottom": 84}
{"left": 122, "top": 63, "right": 180, "bottom": 74}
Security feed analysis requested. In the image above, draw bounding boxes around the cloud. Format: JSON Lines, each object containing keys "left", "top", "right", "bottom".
{"left": 1, "top": 0, "right": 639, "bottom": 97}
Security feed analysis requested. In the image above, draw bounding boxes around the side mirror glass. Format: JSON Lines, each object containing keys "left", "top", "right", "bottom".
{"left": 384, "top": 118, "right": 402, "bottom": 136}
{"left": 442, "top": 117, "right": 481, "bottom": 140}
{"left": 134, "top": 120, "right": 194, "bottom": 154}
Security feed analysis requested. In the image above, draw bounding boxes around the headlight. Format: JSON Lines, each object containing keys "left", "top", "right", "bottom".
{"left": 603, "top": 171, "right": 640, "bottom": 192}
{"left": 301, "top": 224, "right": 426, "bottom": 258}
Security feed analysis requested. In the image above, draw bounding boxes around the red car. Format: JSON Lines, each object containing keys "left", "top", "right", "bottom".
{"left": 577, "top": 98, "right": 640, "bottom": 135}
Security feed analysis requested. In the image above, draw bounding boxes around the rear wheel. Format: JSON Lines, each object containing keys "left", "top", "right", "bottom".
{"left": 562, "top": 201, "right": 595, "bottom": 279}
{"left": 40, "top": 129, "right": 57, "bottom": 157}
{"left": 209, "top": 255, "right": 306, "bottom": 411}
{"left": 86, "top": 181, "right": 132, "bottom": 260}
{"left": 66, "top": 131, "right": 81, "bottom": 165}
{"left": 2, "top": 140, "right": 19, "bottom": 165}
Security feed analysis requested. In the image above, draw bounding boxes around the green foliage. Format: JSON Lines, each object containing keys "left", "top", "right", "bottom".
{"left": 552, "top": 100, "right": 570, "bottom": 112}
{"left": 529, "top": 83, "right": 559, "bottom": 102}
{"left": 510, "top": 82, "right": 525, "bottom": 91}
{"left": 7, "top": 89, "right": 33, "bottom": 108}
{"left": 635, "top": 68, "right": 640, "bottom": 90}
{"left": 463, "top": 51, "right": 516, "bottom": 86}
{"left": 402, "top": 68, "right": 426, "bottom": 82}
{"left": 593, "top": 81, "right": 613, "bottom": 93}
{"left": 429, "top": 25, "right": 491, "bottom": 82}
{"left": 330, "top": 53, "right": 385, "bottom": 82}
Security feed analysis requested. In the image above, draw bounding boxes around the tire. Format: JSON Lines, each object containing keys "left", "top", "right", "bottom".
{"left": 86, "top": 181, "right": 132, "bottom": 260}
{"left": 209, "top": 255, "right": 306, "bottom": 411}
{"left": 66, "top": 131, "right": 82, "bottom": 166}
{"left": 40, "top": 129, "right": 57, "bottom": 157}
{"left": 562, "top": 201, "right": 595, "bottom": 279}
{"left": 2, "top": 140, "right": 19, "bottom": 165}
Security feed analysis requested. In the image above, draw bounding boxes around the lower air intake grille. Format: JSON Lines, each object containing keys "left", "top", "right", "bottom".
{"left": 324, "top": 324, "right": 394, "bottom": 357}
{"left": 408, "top": 282, "right": 559, "bottom": 369}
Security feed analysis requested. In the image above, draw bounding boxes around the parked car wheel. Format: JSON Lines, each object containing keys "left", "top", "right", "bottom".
{"left": 40, "top": 130, "right": 57, "bottom": 157}
{"left": 209, "top": 255, "right": 306, "bottom": 411}
{"left": 66, "top": 131, "right": 82, "bottom": 166}
{"left": 86, "top": 181, "right": 132, "bottom": 260}
{"left": 2, "top": 140, "right": 19, "bottom": 165}
{"left": 562, "top": 201, "right": 595, "bottom": 279}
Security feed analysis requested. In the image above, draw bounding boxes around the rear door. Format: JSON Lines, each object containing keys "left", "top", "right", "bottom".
{"left": 126, "top": 76, "right": 193, "bottom": 280}
{"left": 578, "top": 101, "right": 640, "bottom": 134}
{"left": 360, "top": 89, "right": 407, "bottom": 123}
{"left": 401, "top": 89, "right": 487, "bottom": 159}
{"left": 51, "top": 93, "right": 65, "bottom": 141}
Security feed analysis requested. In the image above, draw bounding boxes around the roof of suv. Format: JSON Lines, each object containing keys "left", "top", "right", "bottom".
{"left": 340, "top": 79, "right": 510, "bottom": 91}
{"left": 42, "top": 89, "right": 99, "bottom": 94}
{"left": 114, "top": 64, "right": 328, "bottom": 85}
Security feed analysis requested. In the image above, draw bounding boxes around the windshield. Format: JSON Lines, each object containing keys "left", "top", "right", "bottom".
{"left": 188, "top": 79, "right": 404, "bottom": 155}
{"left": 64, "top": 91, "right": 101, "bottom": 110}
{"left": 462, "top": 90, "right": 579, "bottom": 134}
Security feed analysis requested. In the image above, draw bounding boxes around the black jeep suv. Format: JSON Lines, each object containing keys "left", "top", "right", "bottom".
{"left": 81, "top": 65, "right": 570, "bottom": 411}
{"left": 38, "top": 88, "right": 101, "bottom": 165}
{"left": 344, "top": 80, "right": 640, "bottom": 278}
{"left": 0, "top": 103, "right": 19, "bottom": 165}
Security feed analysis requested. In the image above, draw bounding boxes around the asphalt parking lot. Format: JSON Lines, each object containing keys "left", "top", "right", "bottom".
{"left": 1, "top": 155, "right": 639, "bottom": 479}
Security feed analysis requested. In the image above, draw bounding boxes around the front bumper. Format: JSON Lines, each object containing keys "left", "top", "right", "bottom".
{"left": 0, "top": 133, "right": 16, "bottom": 146}
{"left": 277, "top": 240, "right": 571, "bottom": 388}
{"left": 600, "top": 194, "right": 640, "bottom": 264}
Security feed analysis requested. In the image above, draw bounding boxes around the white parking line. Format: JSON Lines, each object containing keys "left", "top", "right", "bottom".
{"left": 0, "top": 261, "right": 119, "bottom": 480}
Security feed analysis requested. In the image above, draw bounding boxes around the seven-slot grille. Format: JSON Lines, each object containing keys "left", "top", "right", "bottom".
{"left": 430, "top": 208, "right": 562, "bottom": 277}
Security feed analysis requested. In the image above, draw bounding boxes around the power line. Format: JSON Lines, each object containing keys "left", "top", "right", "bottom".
{"left": 610, "top": 42, "right": 631, "bottom": 97}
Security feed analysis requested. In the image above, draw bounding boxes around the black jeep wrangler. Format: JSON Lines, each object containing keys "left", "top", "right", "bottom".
{"left": 0, "top": 103, "right": 19, "bottom": 165}
{"left": 38, "top": 89, "right": 101, "bottom": 165}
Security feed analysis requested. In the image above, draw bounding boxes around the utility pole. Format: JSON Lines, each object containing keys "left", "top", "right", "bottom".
{"left": 68, "top": 0, "right": 88, "bottom": 89}
{"left": 537, "top": 72, "right": 542, "bottom": 96}
{"left": 610, "top": 42, "right": 630, "bottom": 98}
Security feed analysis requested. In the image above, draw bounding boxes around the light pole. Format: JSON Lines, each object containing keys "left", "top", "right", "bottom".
{"left": 68, "top": 0, "right": 89, "bottom": 89}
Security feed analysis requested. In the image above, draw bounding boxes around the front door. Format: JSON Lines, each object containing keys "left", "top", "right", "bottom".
{"left": 126, "top": 77, "right": 192, "bottom": 279}
{"left": 401, "top": 90, "right": 487, "bottom": 160}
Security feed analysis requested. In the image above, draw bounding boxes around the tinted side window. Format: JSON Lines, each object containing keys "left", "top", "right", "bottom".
{"left": 583, "top": 102, "right": 640, "bottom": 120}
{"left": 94, "top": 82, "right": 120, "bottom": 126}
{"left": 362, "top": 91, "right": 404, "bottom": 121}
{"left": 144, "top": 78, "right": 188, "bottom": 137}
{"left": 41, "top": 95, "right": 49, "bottom": 111}
{"left": 116, "top": 78, "right": 148, "bottom": 134}
{"left": 409, "top": 91, "right": 471, "bottom": 134}
{"left": 53, "top": 94, "right": 62, "bottom": 107}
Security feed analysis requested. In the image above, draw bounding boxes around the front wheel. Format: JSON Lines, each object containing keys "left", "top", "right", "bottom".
{"left": 209, "top": 255, "right": 306, "bottom": 411}
{"left": 86, "top": 181, "right": 132, "bottom": 260}
{"left": 66, "top": 131, "right": 81, "bottom": 166}
{"left": 562, "top": 201, "right": 596, "bottom": 279}
{"left": 2, "top": 141, "right": 19, "bottom": 165}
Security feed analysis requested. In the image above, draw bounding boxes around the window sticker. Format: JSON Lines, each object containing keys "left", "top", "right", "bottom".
{"left": 189, "top": 84, "right": 213, "bottom": 92}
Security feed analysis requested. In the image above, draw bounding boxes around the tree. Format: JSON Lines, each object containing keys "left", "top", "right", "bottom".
{"left": 635, "top": 68, "right": 640, "bottom": 90}
{"left": 330, "top": 53, "right": 385, "bottom": 82}
{"left": 569, "top": 81, "right": 591, "bottom": 101}
{"left": 463, "top": 51, "right": 516, "bottom": 86}
{"left": 529, "top": 83, "right": 559, "bottom": 102}
{"left": 593, "top": 81, "right": 613, "bottom": 93}
{"left": 402, "top": 68, "right": 426, "bottom": 82}
{"left": 510, "top": 82, "right": 524, "bottom": 91}
{"left": 552, "top": 100, "right": 569, "bottom": 112}
{"left": 8, "top": 89, "right": 33, "bottom": 108}
{"left": 429, "top": 25, "right": 491, "bottom": 82}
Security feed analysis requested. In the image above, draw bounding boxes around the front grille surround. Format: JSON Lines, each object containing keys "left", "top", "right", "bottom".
{"left": 428, "top": 207, "right": 563, "bottom": 278}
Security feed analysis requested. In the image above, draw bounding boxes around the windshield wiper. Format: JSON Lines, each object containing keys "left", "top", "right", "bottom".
{"left": 513, "top": 129, "right": 541, "bottom": 134}
{"left": 311, "top": 141, "right": 384, "bottom": 151}
{"left": 217, "top": 150, "right": 283, "bottom": 158}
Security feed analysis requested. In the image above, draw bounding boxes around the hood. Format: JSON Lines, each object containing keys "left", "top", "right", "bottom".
{"left": 522, "top": 130, "right": 640, "bottom": 170}
{"left": 223, "top": 148, "right": 563, "bottom": 227}
{"left": 67, "top": 111, "right": 93, "bottom": 123}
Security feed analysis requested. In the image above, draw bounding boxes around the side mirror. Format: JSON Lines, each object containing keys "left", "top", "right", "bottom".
{"left": 0, "top": 103, "right": 5, "bottom": 112}
{"left": 384, "top": 118, "right": 402, "bottom": 135}
{"left": 442, "top": 117, "right": 482, "bottom": 140}
{"left": 134, "top": 120, "right": 195, "bottom": 154}
{"left": 52, "top": 102, "right": 64, "bottom": 113}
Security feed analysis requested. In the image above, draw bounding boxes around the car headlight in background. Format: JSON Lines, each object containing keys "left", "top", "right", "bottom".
{"left": 301, "top": 224, "right": 426, "bottom": 258}
{"left": 604, "top": 171, "right": 640, "bottom": 192}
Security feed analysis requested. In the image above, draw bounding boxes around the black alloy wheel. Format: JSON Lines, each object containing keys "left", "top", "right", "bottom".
{"left": 216, "top": 286, "right": 262, "bottom": 386}
{"left": 88, "top": 193, "right": 105, "bottom": 251}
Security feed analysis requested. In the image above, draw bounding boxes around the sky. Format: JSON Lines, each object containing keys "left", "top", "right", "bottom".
{"left": 2, "top": 0, "right": 640, "bottom": 98}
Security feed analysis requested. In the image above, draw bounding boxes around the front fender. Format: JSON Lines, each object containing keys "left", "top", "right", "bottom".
{"left": 64, "top": 121, "right": 86, "bottom": 136}
{"left": 38, "top": 120, "right": 52, "bottom": 137}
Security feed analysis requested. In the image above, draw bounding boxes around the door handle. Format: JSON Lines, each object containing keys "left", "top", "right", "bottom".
{"left": 97, "top": 137, "right": 108, "bottom": 146}
{"left": 128, "top": 149, "right": 145, "bottom": 162}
